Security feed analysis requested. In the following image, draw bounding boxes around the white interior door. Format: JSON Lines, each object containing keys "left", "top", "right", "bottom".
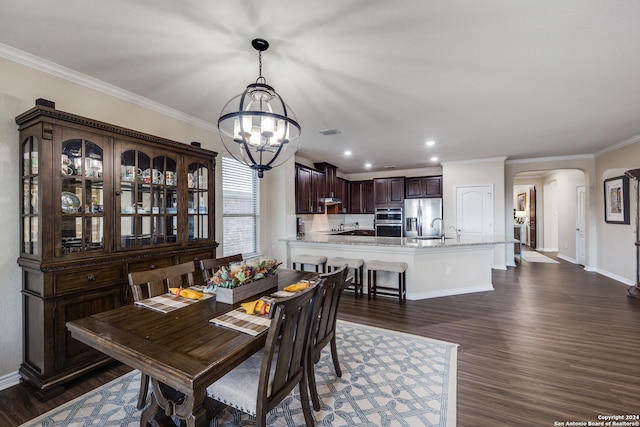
{"left": 576, "top": 185, "right": 586, "bottom": 265}
{"left": 455, "top": 185, "right": 493, "bottom": 236}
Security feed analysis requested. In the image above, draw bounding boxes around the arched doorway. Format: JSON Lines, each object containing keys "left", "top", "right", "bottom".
{"left": 513, "top": 169, "right": 586, "bottom": 264}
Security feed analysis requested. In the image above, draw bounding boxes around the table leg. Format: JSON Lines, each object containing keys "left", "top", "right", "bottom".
{"left": 142, "top": 378, "right": 215, "bottom": 427}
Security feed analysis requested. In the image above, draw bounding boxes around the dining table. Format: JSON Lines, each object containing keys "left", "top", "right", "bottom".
{"left": 66, "top": 268, "right": 318, "bottom": 427}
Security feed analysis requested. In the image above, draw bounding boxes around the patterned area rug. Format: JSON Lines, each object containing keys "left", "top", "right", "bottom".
{"left": 521, "top": 251, "right": 560, "bottom": 263}
{"left": 21, "top": 320, "right": 457, "bottom": 427}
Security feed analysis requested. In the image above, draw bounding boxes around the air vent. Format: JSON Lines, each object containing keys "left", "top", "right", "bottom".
{"left": 384, "top": 165, "right": 396, "bottom": 169}
{"left": 318, "top": 128, "right": 342, "bottom": 136}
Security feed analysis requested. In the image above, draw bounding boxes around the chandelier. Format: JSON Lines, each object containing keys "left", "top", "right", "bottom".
{"left": 218, "top": 38, "right": 301, "bottom": 178}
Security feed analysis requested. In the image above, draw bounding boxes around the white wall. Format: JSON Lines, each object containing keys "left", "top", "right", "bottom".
{"left": 595, "top": 140, "right": 640, "bottom": 284}
{"left": 0, "top": 94, "right": 24, "bottom": 381}
{"left": 442, "top": 157, "right": 508, "bottom": 269}
{"left": 543, "top": 170, "right": 585, "bottom": 260}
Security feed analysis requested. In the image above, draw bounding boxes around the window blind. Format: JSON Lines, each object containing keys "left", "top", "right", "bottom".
{"left": 222, "top": 157, "right": 260, "bottom": 258}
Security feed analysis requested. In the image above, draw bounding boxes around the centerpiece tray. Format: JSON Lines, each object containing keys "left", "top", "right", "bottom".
{"left": 215, "top": 274, "right": 278, "bottom": 304}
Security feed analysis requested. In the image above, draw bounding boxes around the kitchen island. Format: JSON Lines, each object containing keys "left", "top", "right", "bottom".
{"left": 280, "top": 232, "right": 512, "bottom": 300}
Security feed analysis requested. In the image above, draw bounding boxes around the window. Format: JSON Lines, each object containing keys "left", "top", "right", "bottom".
{"left": 222, "top": 157, "right": 260, "bottom": 258}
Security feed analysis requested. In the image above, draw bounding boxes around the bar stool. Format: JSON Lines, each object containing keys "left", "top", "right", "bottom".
{"left": 327, "top": 257, "right": 364, "bottom": 298}
{"left": 367, "top": 260, "right": 407, "bottom": 304}
{"left": 291, "top": 254, "right": 327, "bottom": 273}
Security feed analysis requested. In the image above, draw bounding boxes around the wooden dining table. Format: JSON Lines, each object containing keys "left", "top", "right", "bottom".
{"left": 66, "top": 268, "right": 318, "bottom": 427}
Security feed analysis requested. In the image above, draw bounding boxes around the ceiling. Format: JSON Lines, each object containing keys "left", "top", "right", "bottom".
{"left": 1, "top": 0, "right": 639, "bottom": 174}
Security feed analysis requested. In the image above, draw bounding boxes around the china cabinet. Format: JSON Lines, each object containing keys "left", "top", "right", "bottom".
{"left": 16, "top": 99, "right": 218, "bottom": 399}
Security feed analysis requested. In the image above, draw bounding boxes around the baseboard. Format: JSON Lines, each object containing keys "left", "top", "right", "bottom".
{"left": 557, "top": 253, "right": 576, "bottom": 264}
{"left": 537, "top": 247, "right": 559, "bottom": 252}
{"left": 594, "top": 268, "right": 635, "bottom": 286}
{"left": 0, "top": 370, "right": 20, "bottom": 392}
{"left": 493, "top": 263, "right": 507, "bottom": 270}
{"left": 408, "top": 284, "right": 494, "bottom": 300}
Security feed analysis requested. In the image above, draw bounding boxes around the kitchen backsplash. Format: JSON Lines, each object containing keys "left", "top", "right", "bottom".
{"left": 298, "top": 213, "right": 374, "bottom": 232}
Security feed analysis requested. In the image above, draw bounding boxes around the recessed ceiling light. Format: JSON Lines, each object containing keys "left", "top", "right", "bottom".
{"left": 430, "top": 157, "right": 438, "bottom": 162}
{"left": 364, "top": 163, "right": 372, "bottom": 168}
{"left": 426, "top": 140, "right": 436, "bottom": 147}
{"left": 344, "top": 150, "right": 352, "bottom": 156}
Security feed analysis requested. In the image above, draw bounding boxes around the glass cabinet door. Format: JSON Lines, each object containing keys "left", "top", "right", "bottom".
{"left": 21, "top": 136, "right": 39, "bottom": 255}
{"left": 119, "top": 149, "right": 178, "bottom": 248}
{"left": 187, "top": 161, "right": 210, "bottom": 241}
{"left": 59, "top": 139, "right": 105, "bottom": 256}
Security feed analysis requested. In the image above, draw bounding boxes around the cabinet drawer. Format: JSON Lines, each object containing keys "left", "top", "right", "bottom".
{"left": 55, "top": 265, "right": 125, "bottom": 294}
{"left": 126, "top": 256, "right": 175, "bottom": 274}
{"left": 178, "top": 250, "right": 215, "bottom": 265}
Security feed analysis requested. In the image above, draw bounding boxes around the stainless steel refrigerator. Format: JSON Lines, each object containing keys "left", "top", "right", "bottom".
{"left": 404, "top": 198, "right": 443, "bottom": 238}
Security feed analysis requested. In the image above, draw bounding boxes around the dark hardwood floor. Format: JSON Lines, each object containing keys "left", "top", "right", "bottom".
{"left": 2, "top": 250, "right": 639, "bottom": 426}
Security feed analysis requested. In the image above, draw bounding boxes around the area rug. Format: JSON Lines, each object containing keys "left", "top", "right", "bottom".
{"left": 521, "top": 251, "right": 560, "bottom": 264}
{"left": 20, "top": 320, "right": 457, "bottom": 427}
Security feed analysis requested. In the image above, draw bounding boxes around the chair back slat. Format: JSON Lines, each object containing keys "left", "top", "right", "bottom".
{"left": 312, "top": 265, "right": 349, "bottom": 355}
{"left": 256, "top": 283, "right": 321, "bottom": 414}
{"left": 128, "top": 261, "right": 196, "bottom": 302}
{"left": 199, "top": 254, "right": 243, "bottom": 280}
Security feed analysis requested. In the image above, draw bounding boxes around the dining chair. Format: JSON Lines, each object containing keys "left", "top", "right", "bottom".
{"left": 127, "top": 261, "right": 196, "bottom": 409}
{"left": 206, "top": 282, "right": 322, "bottom": 427}
{"left": 307, "top": 264, "right": 349, "bottom": 411}
{"left": 199, "top": 253, "right": 243, "bottom": 281}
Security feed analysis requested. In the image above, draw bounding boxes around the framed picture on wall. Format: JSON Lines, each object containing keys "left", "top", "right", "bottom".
{"left": 516, "top": 192, "right": 526, "bottom": 212}
{"left": 604, "top": 175, "right": 630, "bottom": 224}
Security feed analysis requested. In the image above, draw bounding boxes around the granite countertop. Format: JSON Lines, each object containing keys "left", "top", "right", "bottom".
{"left": 281, "top": 232, "right": 513, "bottom": 249}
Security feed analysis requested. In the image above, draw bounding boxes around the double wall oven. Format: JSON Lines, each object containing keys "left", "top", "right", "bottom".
{"left": 374, "top": 207, "right": 403, "bottom": 237}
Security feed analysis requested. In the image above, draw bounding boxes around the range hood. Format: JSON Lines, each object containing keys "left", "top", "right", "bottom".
{"left": 320, "top": 192, "right": 342, "bottom": 205}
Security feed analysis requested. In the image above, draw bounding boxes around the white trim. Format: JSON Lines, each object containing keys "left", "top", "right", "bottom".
{"left": 557, "top": 253, "right": 576, "bottom": 264}
{"left": 441, "top": 156, "right": 507, "bottom": 165}
{"left": 0, "top": 370, "right": 20, "bottom": 392}
{"left": 595, "top": 133, "right": 640, "bottom": 157}
{"left": 408, "top": 284, "right": 494, "bottom": 300}
{"left": 0, "top": 43, "right": 216, "bottom": 132}
{"left": 594, "top": 268, "right": 635, "bottom": 287}
{"left": 506, "top": 154, "right": 594, "bottom": 164}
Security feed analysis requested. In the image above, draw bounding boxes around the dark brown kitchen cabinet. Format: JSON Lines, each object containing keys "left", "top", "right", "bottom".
{"left": 295, "top": 163, "right": 325, "bottom": 214}
{"left": 374, "top": 177, "right": 404, "bottom": 206}
{"left": 364, "top": 180, "right": 375, "bottom": 213}
{"left": 16, "top": 99, "right": 218, "bottom": 400}
{"left": 405, "top": 175, "right": 442, "bottom": 198}
{"left": 348, "top": 180, "right": 374, "bottom": 214}
{"left": 314, "top": 162, "right": 337, "bottom": 197}
{"left": 295, "top": 164, "right": 313, "bottom": 214}
{"left": 312, "top": 169, "right": 325, "bottom": 214}
{"left": 335, "top": 177, "right": 349, "bottom": 214}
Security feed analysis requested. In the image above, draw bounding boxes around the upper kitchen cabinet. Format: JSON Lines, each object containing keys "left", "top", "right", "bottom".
{"left": 16, "top": 99, "right": 217, "bottom": 399}
{"left": 314, "top": 162, "right": 337, "bottom": 197}
{"left": 295, "top": 163, "right": 325, "bottom": 214}
{"left": 374, "top": 177, "right": 404, "bottom": 206}
{"left": 315, "top": 162, "right": 347, "bottom": 214}
{"left": 335, "top": 177, "right": 349, "bottom": 214}
{"left": 405, "top": 176, "right": 442, "bottom": 199}
{"left": 348, "top": 180, "right": 374, "bottom": 214}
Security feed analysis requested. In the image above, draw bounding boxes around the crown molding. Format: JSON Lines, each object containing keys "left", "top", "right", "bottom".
{"left": 0, "top": 43, "right": 217, "bottom": 132}
{"left": 594, "top": 133, "right": 640, "bottom": 157}
{"left": 506, "top": 153, "right": 594, "bottom": 165}
{"left": 441, "top": 156, "right": 507, "bottom": 166}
